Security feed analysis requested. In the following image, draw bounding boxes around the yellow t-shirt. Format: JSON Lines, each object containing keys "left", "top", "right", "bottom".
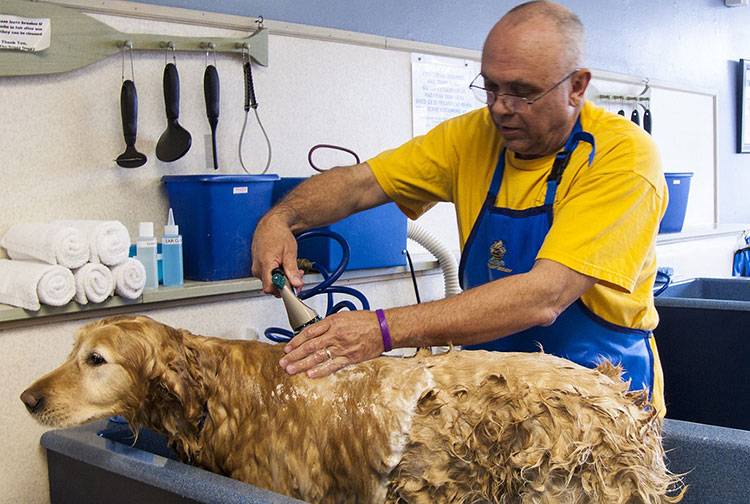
{"left": 368, "top": 100, "right": 668, "bottom": 415}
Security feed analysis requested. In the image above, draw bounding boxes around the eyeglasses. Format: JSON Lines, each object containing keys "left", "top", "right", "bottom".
{"left": 469, "top": 69, "right": 579, "bottom": 112}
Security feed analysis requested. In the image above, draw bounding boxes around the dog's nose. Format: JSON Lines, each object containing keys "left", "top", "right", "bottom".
{"left": 20, "top": 389, "right": 44, "bottom": 413}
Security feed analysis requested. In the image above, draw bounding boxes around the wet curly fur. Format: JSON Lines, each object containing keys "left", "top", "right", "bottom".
{"left": 22, "top": 315, "right": 685, "bottom": 503}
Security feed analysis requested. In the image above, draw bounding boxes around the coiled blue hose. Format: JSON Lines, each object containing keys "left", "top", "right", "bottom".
{"left": 264, "top": 230, "right": 370, "bottom": 343}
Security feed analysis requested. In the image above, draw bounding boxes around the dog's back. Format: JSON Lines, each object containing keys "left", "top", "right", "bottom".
{"left": 236, "top": 345, "right": 681, "bottom": 503}
{"left": 381, "top": 351, "right": 679, "bottom": 503}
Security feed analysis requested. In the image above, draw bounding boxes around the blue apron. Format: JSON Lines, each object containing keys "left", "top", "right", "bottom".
{"left": 458, "top": 119, "right": 654, "bottom": 394}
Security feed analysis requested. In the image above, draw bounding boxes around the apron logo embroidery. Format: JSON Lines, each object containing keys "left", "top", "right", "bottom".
{"left": 488, "top": 240, "right": 512, "bottom": 273}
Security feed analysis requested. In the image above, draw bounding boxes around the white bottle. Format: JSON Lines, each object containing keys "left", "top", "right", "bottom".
{"left": 136, "top": 222, "right": 158, "bottom": 290}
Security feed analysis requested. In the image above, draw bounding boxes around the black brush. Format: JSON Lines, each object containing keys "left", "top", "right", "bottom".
{"left": 115, "top": 80, "right": 147, "bottom": 168}
{"left": 204, "top": 64, "right": 220, "bottom": 170}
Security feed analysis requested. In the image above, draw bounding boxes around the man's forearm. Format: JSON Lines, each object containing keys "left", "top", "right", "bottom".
{"left": 388, "top": 259, "right": 596, "bottom": 348}
{"left": 266, "top": 163, "right": 390, "bottom": 233}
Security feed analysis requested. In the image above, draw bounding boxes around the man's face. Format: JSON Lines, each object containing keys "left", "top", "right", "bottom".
{"left": 480, "top": 19, "right": 583, "bottom": 158}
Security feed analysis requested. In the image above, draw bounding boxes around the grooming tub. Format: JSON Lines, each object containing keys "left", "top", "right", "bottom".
{"left": 40, "top": 416, "right": 750, "bottom": 503}
{"left": 41, "top": 418, "right": 302, "bottom": 503}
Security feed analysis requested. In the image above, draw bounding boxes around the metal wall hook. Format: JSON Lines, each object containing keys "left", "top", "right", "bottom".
{"left": 638, "top": 78, "right": 650, "bottom": 97}
{"left": 239, "top": 43, "right": 250, "bottom": 64}
{"left": 120, "top": 40, "right": 135, "bottom": 82}
{"left": 161, "top": 41, "right": 177, "bottom": 65}
{"left": 200, "top": 41, "right": 217, "bottom": 67}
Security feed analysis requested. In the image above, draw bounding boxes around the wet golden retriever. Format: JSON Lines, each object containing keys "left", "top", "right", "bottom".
{"left": 21, "top": 315, "right": 684, "bottom": 503}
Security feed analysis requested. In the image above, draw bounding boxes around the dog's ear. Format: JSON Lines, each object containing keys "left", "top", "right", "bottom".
{"left": 151, "top": 328, "right": 207, "bottom": 426}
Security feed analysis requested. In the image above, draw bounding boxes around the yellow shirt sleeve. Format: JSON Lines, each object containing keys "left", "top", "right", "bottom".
{"left": 367, "top": 115, "right": 463, "bottom": 220}
{"left": 537, "top": 135, "right": 666, "bottom": 293}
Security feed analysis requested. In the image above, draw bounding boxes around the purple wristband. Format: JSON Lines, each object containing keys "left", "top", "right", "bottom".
{"left": 375, "top": 309, "right": 392, "bottom": 352}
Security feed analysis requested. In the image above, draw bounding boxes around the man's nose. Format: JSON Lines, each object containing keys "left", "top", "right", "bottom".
{"left": 489, "top": 95, "right": 514, "bottom": 116}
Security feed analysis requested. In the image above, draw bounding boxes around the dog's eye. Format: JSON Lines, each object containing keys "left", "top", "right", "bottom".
{"left": 86, "top": 352, "right": 106, "bottom": 366}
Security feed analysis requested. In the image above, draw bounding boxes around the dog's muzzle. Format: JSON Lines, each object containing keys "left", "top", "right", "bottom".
{"left": 20, "top": 388, "right": 45, "bottom": 414}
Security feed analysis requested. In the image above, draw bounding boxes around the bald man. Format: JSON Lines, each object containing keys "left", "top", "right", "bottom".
{"left": 252, "top": 0, "right": 668, "bottom": 416}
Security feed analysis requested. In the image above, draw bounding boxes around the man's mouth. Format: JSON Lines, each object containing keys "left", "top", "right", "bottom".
{"left": 497, "top": 125, "right": 524, "bottom": 138}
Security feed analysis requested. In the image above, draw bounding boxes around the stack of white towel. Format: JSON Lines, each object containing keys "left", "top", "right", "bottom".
{"left": 0, "top": 221, "right": 147, "bottom": 311}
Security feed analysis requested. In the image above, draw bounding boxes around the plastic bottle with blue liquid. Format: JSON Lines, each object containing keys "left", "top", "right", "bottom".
{"left": 161, "top": 208, "right": 184, "bottom": 287}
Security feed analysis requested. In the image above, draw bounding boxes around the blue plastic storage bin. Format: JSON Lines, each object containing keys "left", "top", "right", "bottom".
{"left": 162, "top": 175, "right": 279, "bottom": 281}
{"left": 273, "top": 177, "right": 407, "bottom": 271}
{"left": 659, "top": 172, "right": 693, "bottom": 233}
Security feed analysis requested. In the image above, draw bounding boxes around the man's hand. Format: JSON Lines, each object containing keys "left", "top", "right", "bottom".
{"left": 278, "top": 310, "right": 386, "bottom": 378}
{"left": 250, "top": 164, "right": 390, "bottom": 294}
{"left": 251, "top": 212, "right": 304, "bottom": 294}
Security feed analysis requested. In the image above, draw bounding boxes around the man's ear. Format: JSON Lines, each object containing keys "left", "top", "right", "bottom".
{"left": 569, "top": 69, "right": 591, "bottom": 107}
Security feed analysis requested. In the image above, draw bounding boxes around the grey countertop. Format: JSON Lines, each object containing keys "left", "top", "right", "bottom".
{"left": 0, "top": 258, "right": 440, "bottom": 330}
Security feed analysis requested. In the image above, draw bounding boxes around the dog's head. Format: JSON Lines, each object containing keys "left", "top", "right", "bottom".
{"left": 20, "top": 315, "right": 194, "bottom": 428}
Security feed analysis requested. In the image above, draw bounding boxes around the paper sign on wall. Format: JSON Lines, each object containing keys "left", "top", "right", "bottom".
{"left": 411, "top": 53, "right": 481, "bottom": 137}
{"left": 0, "top": 15, "right": 51, "bottom": 52}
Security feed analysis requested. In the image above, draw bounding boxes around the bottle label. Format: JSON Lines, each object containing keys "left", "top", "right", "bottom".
{"left": 138, "top": 238, "right": 157, "bottom": 247}
{"left": 163, "top": 236, "right": 182, "bottom": 245}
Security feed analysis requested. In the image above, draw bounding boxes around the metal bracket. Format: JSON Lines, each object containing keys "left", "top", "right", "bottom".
{"left": 0, "top": 0, "right": 268, "bottom": 77}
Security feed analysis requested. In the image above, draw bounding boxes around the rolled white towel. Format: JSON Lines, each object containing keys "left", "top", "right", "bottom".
{"left": 73, "top": 263, "right": 114, "bottom": 305}
{"left": 1, "top": 223, "right": 89, "bottom": 269}
{"left": 110, "top": 258, "right": 146, "bottom": 300}
{"left": 55, "top": 220, "right": 130, "bottom": 266}
{"left": 0, "top": 259, "right": 75, "bottom": 311}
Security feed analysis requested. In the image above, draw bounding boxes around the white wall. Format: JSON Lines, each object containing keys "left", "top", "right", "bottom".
{"left": 657, "top": 233, "right": 742, "bottom": 283}
{"left": 0, "top": 13, "right": 419, "bottom": 248}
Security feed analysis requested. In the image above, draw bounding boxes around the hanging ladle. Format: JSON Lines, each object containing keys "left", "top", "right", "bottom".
{"left": 115, "top": 42, "right": 147, "bottom": 168}
{"left": 156, "top": 43, "right": 192, "bottom": 162}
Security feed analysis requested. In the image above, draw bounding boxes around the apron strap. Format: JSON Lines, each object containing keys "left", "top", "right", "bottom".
{"left": 544, "top": 179, "right": 558, "bottom": 206}
{"left": 485, "top": 148, "right": 507, "bottom": 202}
{"left": 486, "top": 117, "right": 596, "bottom": 204}
{"left": 546, "top": 127, "right": 596, "bottom": 184}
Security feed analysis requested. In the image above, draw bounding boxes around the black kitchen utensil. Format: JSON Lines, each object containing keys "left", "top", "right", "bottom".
{"left": 630, "top": 107, "right": 640, "bottom": 126}
{"left": 204, "top": 64, "right": 220, "bottom": 170}
{"left": 156, "top": 62, "right": 192, "bottom": 162}
{"left": 115, "top": 80, "right": 147, "bottom": 168}
{"left": 643, "top": 106, "right": 652, "bottom": 134}
{"left": 239, "top": 48, "right": 272, "bottom": 174}
{"left": 617, "top": 97, "right": 625, "bottom": 116}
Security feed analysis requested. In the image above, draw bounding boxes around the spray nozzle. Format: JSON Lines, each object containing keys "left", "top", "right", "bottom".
{"left": 272, "top": 268, "right": 321, "bottom": 334}
{"left": 164, "top": 208, "right": 179, "bottom": 236}
{"left": 271, "top": 268, "right": 287, "bottom": 290}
